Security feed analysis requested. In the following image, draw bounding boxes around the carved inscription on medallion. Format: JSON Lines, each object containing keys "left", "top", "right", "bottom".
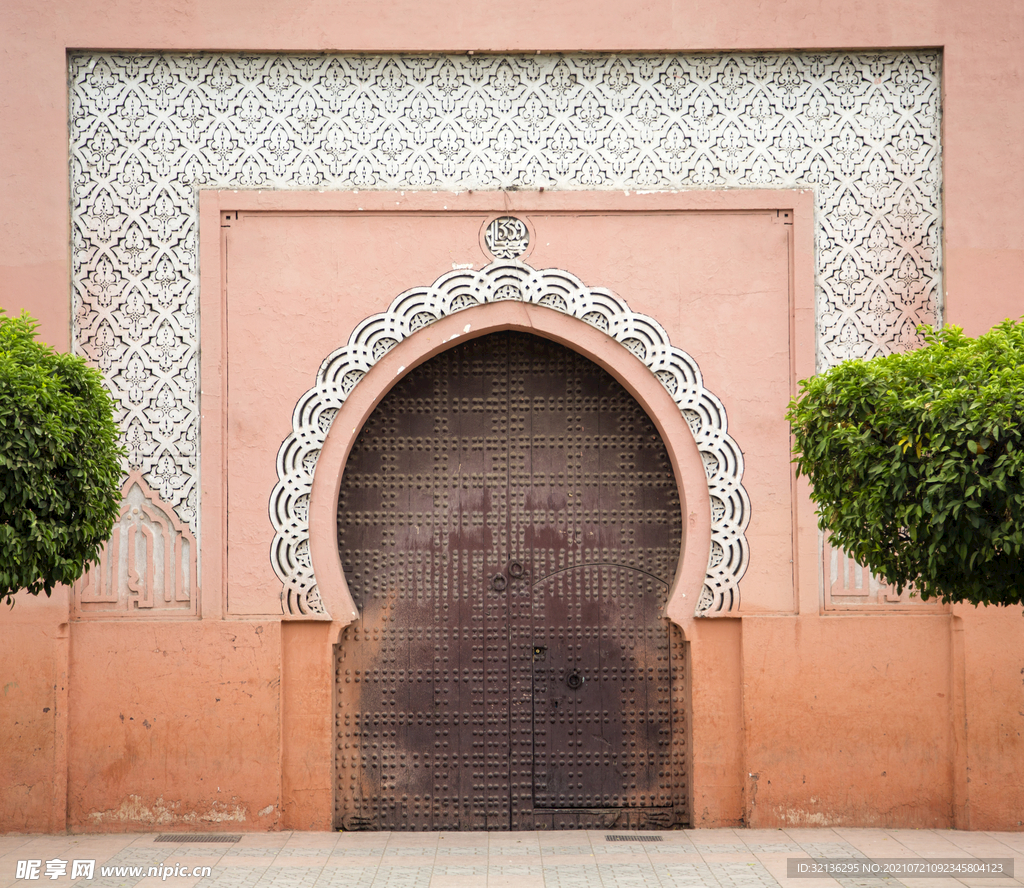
{"left": 484, "top": 215, "right": 530, "bottom": 258}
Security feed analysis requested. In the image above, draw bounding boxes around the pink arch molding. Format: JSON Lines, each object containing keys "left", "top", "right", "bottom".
{"left": 270, "top": 261, "right": 750, "bottom": 632}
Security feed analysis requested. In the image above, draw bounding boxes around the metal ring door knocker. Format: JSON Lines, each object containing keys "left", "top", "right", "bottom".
{"left": 491, "top": 574, "right": 507, "bottom": 591}
{"left": 508, "top": 560, "right": 525, "bottom": 578}
{"left": 566, "top": 669, "right": 584, "bottom": 690}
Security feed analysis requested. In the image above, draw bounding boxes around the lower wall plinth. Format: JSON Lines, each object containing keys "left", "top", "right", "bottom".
{"left": 67, "top": 620, "right": 282, "bottom": 833}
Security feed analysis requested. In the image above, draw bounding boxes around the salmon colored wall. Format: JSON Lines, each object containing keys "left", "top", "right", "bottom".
{"left": 66, "top": 622, "right": 282, "bottom": 832}
{"left": 280, "top": 623, "right": 335, "bottom": 831}
{"left": 689, "top": 619, "right": 745, "bottom": 827}
{"left": 957, "top": 606, "right": 1024, "bottom": 830}
{"left": 0, "top": 593, "right": 68, "bottom": 833}
{"left": 1, "top": 0, "right": 1023, "bottom": 835}
{"left": 742, "top": 616, "right": 955, "bottom": 829}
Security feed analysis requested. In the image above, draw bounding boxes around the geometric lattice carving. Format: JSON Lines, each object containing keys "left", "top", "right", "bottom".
{"left": 271, "top": 260, "right": 750, "bottom": 619}
{"left": 70, "top": 51, "right": 942, "bottom": 556}
{"left": 821, "top": 532, "right": 946, "bottom": 612}
{"left": 72, "top": 474, "right": 199, "bottom": 618}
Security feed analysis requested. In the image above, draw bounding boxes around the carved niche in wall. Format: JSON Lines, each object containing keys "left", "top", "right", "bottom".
{"left": 73, "top": 474, "right": 199, "bottom": 619}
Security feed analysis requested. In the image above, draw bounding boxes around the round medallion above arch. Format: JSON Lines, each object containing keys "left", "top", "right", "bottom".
{"left": 270, "top": 260, "right": 750, "bottom": 622}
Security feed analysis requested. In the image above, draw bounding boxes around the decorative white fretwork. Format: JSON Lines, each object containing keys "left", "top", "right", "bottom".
{"left": 73, "top": 474, "right": 199, "bottom": 618}
{"left": 271, "top": 261, "right": 750, "bottom": 619}
{"left": 69, "top": 51, "right": 941, "bottom": 563}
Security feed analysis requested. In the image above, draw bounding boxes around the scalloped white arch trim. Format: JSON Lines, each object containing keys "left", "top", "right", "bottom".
{"left": 270, "top": 260, "right": 751, "bottom": 619}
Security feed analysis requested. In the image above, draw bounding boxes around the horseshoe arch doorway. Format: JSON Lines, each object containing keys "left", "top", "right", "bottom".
{"left": 334, "top": 330, "right": 689, "bottom": 830}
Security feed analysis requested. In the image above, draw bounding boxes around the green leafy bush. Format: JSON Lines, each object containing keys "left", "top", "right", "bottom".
{"left": 0, "top": 310, "right": 124, "bottom": 603}
{"left": 787, "top": 320, "right": 1024, "bottom": 607}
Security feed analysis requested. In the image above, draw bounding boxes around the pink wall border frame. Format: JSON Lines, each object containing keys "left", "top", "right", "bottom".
{"left": 198, "top": 189, "right": 817, "bottom": 630}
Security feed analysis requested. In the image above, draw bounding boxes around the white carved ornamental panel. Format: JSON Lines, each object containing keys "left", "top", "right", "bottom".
{"left": 821, "top": 533, "right": 946, "bottom": 612}
{"left": 69, "top": 51, "right": 942, "bottom": 614}
{"left": 73, "top": 474, "right": 199, "bottom": 618}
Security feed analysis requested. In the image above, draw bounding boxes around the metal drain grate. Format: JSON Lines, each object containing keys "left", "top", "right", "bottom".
{"left": 605, "top": 835, "right": 663, "bottom": 842}
{"left": 154, "top": 835, "right": 242, "bottom": 844}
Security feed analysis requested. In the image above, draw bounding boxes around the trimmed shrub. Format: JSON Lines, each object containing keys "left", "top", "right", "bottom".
{"left": 0, "top": 310, "right": 123, "bottom": 603}
{"left": 787, "top": 320, "right": 1024, "bottom": 606}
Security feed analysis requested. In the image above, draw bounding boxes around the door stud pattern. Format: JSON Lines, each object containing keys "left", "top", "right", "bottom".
{"left": 335, "top": 332, "right": 687, "bottom": 830}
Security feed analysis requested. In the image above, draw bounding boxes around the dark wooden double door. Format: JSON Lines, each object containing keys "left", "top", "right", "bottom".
{"left": 335, "top": 332, "right": 686, "bottom": 830}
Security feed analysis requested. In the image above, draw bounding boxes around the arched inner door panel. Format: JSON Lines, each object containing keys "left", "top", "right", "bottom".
{"left": 335, "top": 332, "right": 686, "bottom": 830}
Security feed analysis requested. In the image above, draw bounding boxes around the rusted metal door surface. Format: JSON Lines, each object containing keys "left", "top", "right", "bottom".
{"left": 335, "top": 332, "right": 686, "bottom": 830}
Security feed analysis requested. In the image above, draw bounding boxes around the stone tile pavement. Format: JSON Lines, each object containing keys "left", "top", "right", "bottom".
{"left": 1, "top": 829, "right": 1021, "bottom": 888}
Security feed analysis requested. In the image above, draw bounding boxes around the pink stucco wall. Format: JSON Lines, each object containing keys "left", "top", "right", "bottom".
{"left": 1, "top": 0, "right": 1022, "bottom": 833}
{"left": 67, "top": 622, "right": 282, "bottom": 830}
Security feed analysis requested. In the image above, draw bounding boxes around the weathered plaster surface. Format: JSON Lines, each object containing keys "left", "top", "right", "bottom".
{"left": 66, "top": 622, "right": 282, "bottom": 832}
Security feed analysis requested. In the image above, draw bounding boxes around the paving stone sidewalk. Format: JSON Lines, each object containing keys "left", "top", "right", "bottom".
{"left": 2, "top": 829, "right": 1021, "bottom": 888}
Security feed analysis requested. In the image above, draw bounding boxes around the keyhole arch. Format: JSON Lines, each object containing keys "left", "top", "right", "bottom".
{"left": 306, "top": 299, "right": 715, "bottom": 638}
{"left": 332, "top": 326, "right": 688, "bottom": 830}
